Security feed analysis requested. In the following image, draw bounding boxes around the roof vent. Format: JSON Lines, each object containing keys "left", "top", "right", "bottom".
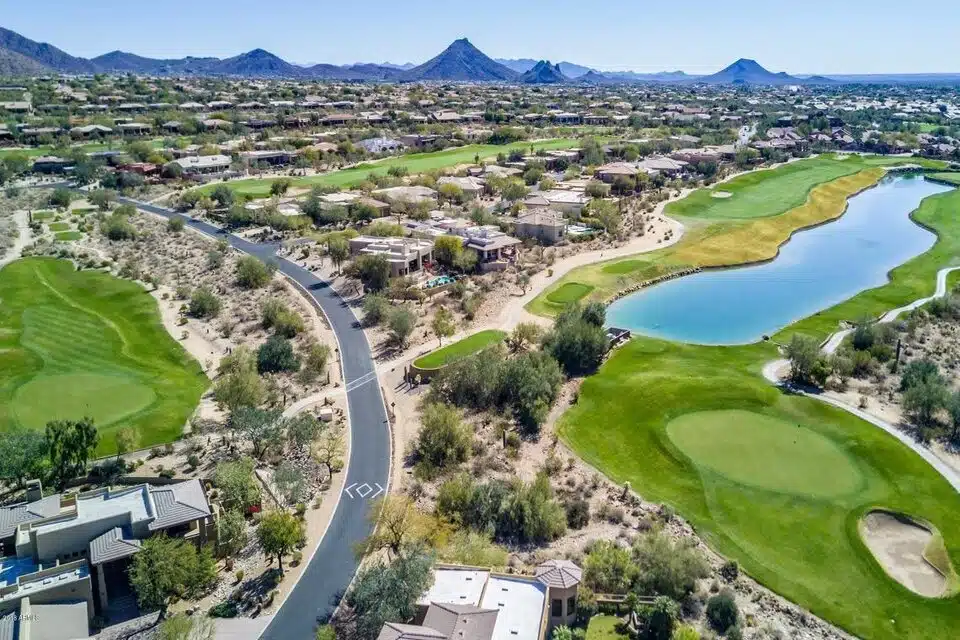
{"left": 510, "top": 630, "right": 519, "bottom": 635}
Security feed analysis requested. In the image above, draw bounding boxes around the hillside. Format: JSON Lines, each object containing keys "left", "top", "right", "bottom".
{"left": 699, "top": 58, "right": 828, "bottom": 85}
{"left": 0, "top": 47, "right": 51, "bottom": 76}
{"left": 403, "top": 38, "right": 518, "bottom": 82}
{"left": 520, "top": 60, "right": 568, "bottom": 84}
{"left": 0, "top": 26, "right": 95, "bottom": 73}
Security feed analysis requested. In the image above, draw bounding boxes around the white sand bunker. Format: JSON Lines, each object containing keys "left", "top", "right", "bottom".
{"left": 710, "top": 190, "right": 733, "bottom": 199}
{"left": 860, "top": 511, "right": 947, "bottom": 597}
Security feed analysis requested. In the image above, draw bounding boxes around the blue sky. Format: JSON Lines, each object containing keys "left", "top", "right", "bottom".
{"left": 5, "top": 0, "right": 959, "bottom": 74}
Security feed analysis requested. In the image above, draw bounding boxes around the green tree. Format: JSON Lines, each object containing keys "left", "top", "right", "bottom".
{"left": 902, "top": 379, "right": 948, "bottom": 427}
{"left": 257, "top": 335, "right": 301, "bottom": 374}
{"left": 44, "top": 418, "right": 99, "bottom": 490}
{"left": 257, "top": 510, "right": 304, "bottom": 572}
{"left": 785, "top": 334, "right": 821, "bottom": 384}
{"left": 387, "top": 307, "right": 416, "bottom": 348}
{"left": 507, "top": 322, "right": 542, "bottom": 353}
{"left": 287, "top": 413, "right": 322, "bottom": 452}
{"left": 88, "top": 189, "right": 115, "bottom": 211}
{"left": 115, "top": 427, "right": 139, "bottom": 462}
{"left": 433, "top": 235, "right": 463, "bottom": 267}
{"left": 354, "top": 254, "right": 391, "bottom": 292}
{"left": 211, "top": 184, "right": 235, "bottom": 209}
{"left": 188, "top": 286, "right": 222, "bottom": 318}
{"left": 501, "top": 180, "right": 529, "bottom": 202}
{"left": 236, "top": 255, "right": 276, "bottom": 289}
{"left": 128, "top": 536, "right": 217, "bottom": 618}
{"left": 273, "top": 461, "right": 307, "bottom": 504}
{"left": 213, "top": 457, "right": 261, "bottom": 511}
{"left": 157, "top": 613, "right": 215, "bottom": 640}
{"left": 346, "top": 547, "right": 435, "bottom": 640}
{"left": 232, "top": 406, "right": 284, "bottom": 459}
{"left": 899, "top": 358, "right": 943, "bottom": 391}
{"left": 948, "top": 390, "right": 960, "bottom": 444}
{"left": 414, "top": 402, "right": 471, "bottom": 478}
{"left": 298, "top": 342, "right": 331, "bottom": 384}
{"left": 49, "top": 187, "right": 72, "bottom": 209}
{"left": 583, "top": 540, "right": 638, "bottom": 593}
{"left": 544, "top": 306, "right": 607, "bottom": 377}
{"left": 0, "top": 427, "right": 46, "bottom": 489}
{"left": 706, "top": 588, "right": 739, "bottom": 633}
{"left": 213, "top": 346, "right": 265, "bottom": 412}
{"left": 638, "top": 596, "right": 679, "bottom": 640}
{"left": 217, "top": 508, "right": 248, "bottom": 557}
{"left": 327, "top": 237, "right": 350, "bottom": 271}
{"left": 453, "top": 248, "right": 478, "bottom": 273}
{"left": 632, "top": 531, "right": 709, "bottom": 600}
{"left": 312, "top": 427, "right": 346, "bottom": 477}
{"left": 431, "top": 307, "right": 456, "bottom": 346}
{"left": 270, "top": 178, "right": 293, "bottom": 197}
{"left": 438, "top": 182, "right": 464, "bottom": 204}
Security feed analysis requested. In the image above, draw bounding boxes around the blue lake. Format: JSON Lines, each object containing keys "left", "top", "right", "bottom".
{"left": 606, "top": 175, "right": 954, "bottom": 345}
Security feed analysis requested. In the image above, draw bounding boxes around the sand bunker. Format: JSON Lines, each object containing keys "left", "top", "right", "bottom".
{"left": 710, "top": 190, "right": 733, "bottom": 199}
{"left": 860, "top": 511, "right": 947, "bottom": 597}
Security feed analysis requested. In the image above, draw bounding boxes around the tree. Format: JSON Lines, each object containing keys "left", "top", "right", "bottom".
{"left": 638, "top": 596, "right": 679, "bottom": 640}
{"left": 211, "top": 184, "right": 235, "bottom": 209}
{"left": 217, "top": 508, "right": 248, "bottom": 557}
{"left": 213, "top": 458, "right": 261, "bottom": 512}
{"left": 433, "top": 235, "right": 463, "bottom": 267}
{"left": 232, "top": 406, "right": 284, "bottom": 459}
{"left": 167, "top": 216, "right": 185, "bottom": 233}
{"left": 287, "top": 413, "right": 322, "bottom": 452}
{"left": 501, "top": 180, "right": 529, "bottom": 202}
{"left": 899, "top": 358, "right": 943, "bottom": 391}
{"left": 785, "top": 334, "right": 821, "bottom": 384}
{"left": 128, "top": 536, "right": 216, "bottom": 618}
{"left": 589, "top": 199, "right": 622, "bottom": 235}
{"left": 213, "top": 347, "right": 265, "bottom": 412}
{"left": 632, "top": 531, "right": 709, "bottom": 601}
{"left": 507, "top": 322, "right": 542, "bottom": 353}
{"left": 902, "top": 379, "right": 948, "bottom": 427}
{"left": 271, "top": 178, "right": 293, "bottom": 197}
{"left": 501, "top": 351, "right": 564, "bottom": 431}
{"left": 431, "top": 307, "right": 456, "bottom": 346}
{"left": 89, "top": 189, "right": 115, "bottom": 211}
{"left": 948, "top": 390, "right": 960, "bottom": 444}
{"left": 583, "top": 540, "right": 638, "bottom": 594}
{"left": 257, "top": 335, "right": 300, "bottom": 374}
{"left": 355, "top": 254, "right": 391, "bottom": 292}
{"left": 585, "top": 181, "right": 610, "bottom": 199}
{"left": 706, "top": 588, "right": 739, "bottom": 633}
{"left": 49, "top": 187, "right": 72, "bottom": 209}
{"left": 438, "top": 183, "right": 464, "bottom": 205}
{"left": 0, "top": 427, "right": 46, "bottom": 489}
{"left": 312, "top": 428, "right": 346, "bottom": 478}
{"left": 387, "top": 307, "right": 416, "bottom": 349}
{"left": 188, "top": 286, "right": 222, "bottom": 318}
{"left": 115, "top": 427, "right": 139, "bottom": 462}
{"left": 274, "top": 461, "right": 308, "bottom": 504}
{"left": 671, "top": 626, "right": 700, "bottom": 640}
{"left": 257, "top": 510, "right": 304, "bottom": 572}
{"left": 414, "top": 402, "right": 470, "bottom": 478}
{"left": 45, "top": 418, "right": 99, "bottom": 490}
{"left": 346, "top": 546, "right": 435, "bottom": 640}
{"left": 157, "top": 613, "right": 215, "bottom": 640}
{"left": 103, "top": 210, "right": 137, "bottom": 241}
{"left": 544, "top": 306, "right": 607, "bottom": 377}
{"left": 357, "top": 496, "right": 446, "bottom": 557}
{"left": 236, "top": 255, "right": 275, "bottom": 289}
{"left": 453, "top": 248, "right": 478, "bottom": 273}
{"left": 517, "top": 273, "right": 531, "bottom": 294}
{"left": 327, "top": 237, "right": 350, "bottom": 271}
{"left": 299, "top": 342, "right": 331, "bottom": 383}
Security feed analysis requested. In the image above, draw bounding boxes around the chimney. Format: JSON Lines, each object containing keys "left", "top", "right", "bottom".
{"left": 25, "top": 479, "right": 43, "bottom": 503}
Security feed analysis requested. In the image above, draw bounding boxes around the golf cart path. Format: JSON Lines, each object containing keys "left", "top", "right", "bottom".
{"left": 764, "top": 266, "right": 960, "bottom": 493}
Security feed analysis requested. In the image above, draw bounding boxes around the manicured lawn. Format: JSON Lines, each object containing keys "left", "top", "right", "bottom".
{"left": 31, "top": 211, "right": 55, "bottom": 221}
{"left": 546, "top": 282, "right": 594, "bottom": 305}
{"left": 0, "top": 258, "right": 208, "bottom": 455}
{"left": 779, "top": 187, "right": 960, "bottom": 342}
{"left": 54, "top": 231, "right": 83, "bottom": 242}
{"left": 930, "top": 172, "right": 960, "bottom": 186}
{"left": 195, "top": 138, "right": 583, "bottom": 198}
{"left": 585, "top": 615, "right": 629, "bottom": 640}
{"left": 47, "top": 222, "right": 70, "bottom": 232}
{"left": 528, "top": 163, "right": 886, "bottom": 317}
{"left": 559, "top": 338, "right": 960, "bottom": 640}
{"left": 414, "top": 330, "right": 506, "bottom": 370}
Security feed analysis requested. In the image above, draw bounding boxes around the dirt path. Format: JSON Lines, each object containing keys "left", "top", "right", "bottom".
{"left": 0, "top": 210, "right": 29, "bottom": 268}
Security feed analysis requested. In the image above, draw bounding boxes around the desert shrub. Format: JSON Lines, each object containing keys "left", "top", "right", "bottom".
{"left": 706, "top": 588, "right": 739, "bottom": 633}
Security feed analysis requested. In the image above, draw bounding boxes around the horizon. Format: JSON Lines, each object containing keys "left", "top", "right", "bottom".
{"left": 5, "top": 0, "right": 960, "bottom": 76}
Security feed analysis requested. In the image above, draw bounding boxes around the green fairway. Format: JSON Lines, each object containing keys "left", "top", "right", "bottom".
{"left": 0, "top": 258, "right": 208, "bottom": 455}
{"left": 929, "top": 172, "right": 960, "bottom": 186}
{"left": 54, "top": 231, "right": 83, "bottom": 242}
{"left": 31, "top": 211, "right": 55, "bottom": 221}
{"left": 413, "top": 330, "right": 506, "bottom": 370}
{"left": 47, "top": 222, "right": 70, "bottom": 232}
{"left": 195, "top": 138, "right": 583, "bottom": 198}
{"left": 559, "top": 338, "right": 960, "bottom": 640}
{"left": 546, "top": 282, "right": 594, "bottom": 305}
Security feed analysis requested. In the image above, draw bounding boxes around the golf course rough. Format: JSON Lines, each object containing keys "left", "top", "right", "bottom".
{"left": 0, "top": 258, "right": 209, "bottom": 455}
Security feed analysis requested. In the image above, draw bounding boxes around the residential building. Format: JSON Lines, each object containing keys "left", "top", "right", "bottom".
{"left": 436, "top": 176, "right": 484, "bottom": 199}
{"left": 31, "top": 156, "right": 71, "bottom": 174}
{"left": 372, "top": 185, "right": 438, "bottom": 206}
{"left": 356, "top": 137, "right": 405, "bottom": 154}
{"left": 239, "top": 150, "right": 296, "bottom": 167}
{"left": 462, "top": 228, "right": 521, "bottom": 268}
{"left": 526, "top": 190, "right": 589, "bottom": 215}
{"left": 348, "top": 236, "right": 435, "bottom": 277}
{"left": 515, "top": 210, "right": 566, "bottom": 244}
{"left": 169, "top": 154, "right": 232, "bottom": 175}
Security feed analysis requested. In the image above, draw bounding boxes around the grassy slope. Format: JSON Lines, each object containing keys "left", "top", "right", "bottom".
{"left": 195, "top": 138, "right": 582, "bottom": 198}
{"left": 413, "top": 330, "right": 506, "bottom": 369}
{"left": 0, "top": 258, "right": 208, "bottom": 454}
{"left": 930, "top": 172, "right": 960, "bottom": 186}
{"left": 778, "top": 187, "right": 960, "bottom": 342}
{"left": 559, "top": 338, "right": 960, "bottom": 640}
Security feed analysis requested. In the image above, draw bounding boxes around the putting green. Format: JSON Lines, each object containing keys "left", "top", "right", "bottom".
{"left": 666, "top": 410, "right": 863, "bottom": 498}
{"left": 546, "top": 282, "right": 593, "bottom": 305}
{"left": 0, "top": 258, "right": 208, "bottom": 454}
{"left": 13, "top": 373, "right": 157, "bottom": 428}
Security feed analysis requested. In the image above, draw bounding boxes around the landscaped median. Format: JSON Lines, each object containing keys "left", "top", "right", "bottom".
{"left": 410, "top": 330, "right": 506, "bottom": 380}
{"left": 527, "top": 157, "right": 904, "bottom": 317}
{"left": 195, "top": 138, "right": 583, "bottom": 198}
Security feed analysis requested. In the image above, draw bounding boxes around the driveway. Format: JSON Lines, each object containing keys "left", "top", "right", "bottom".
{"left": 117, "top": 198, "right": 390, "bottom": 639}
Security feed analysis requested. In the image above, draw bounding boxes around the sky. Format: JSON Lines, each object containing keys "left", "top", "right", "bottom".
{"left": 5, "top": 0, "right": 960, "bottom": 75}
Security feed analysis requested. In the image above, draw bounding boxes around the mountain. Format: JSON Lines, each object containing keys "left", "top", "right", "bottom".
{"left": 0, "top": 47, "right": 51, "bottom": 76}
{"left": 214, "top": 48, "right": 304, "bottom": 77}
{"left": 0, "top": 25, "right": 96, "bottom": 73}
{"left": 577, "top": 70, "right": 614, "bottom": 84}
{"left": 497, "top": 58, "right": 594, "bottom": 78}
{"left": 403, "top": 38, "right": 518, "bottom": 82}
{"left": 699, "top": 58, "right": 829, "bottom": 85}
{"left": 90, "top": 51, "right": 221, "bottom": 74}
{"left": 520, "top": 60, "right": 568, "bottom": 84}
{"left": 380, "top": 62, "right": 415, "bottom": 70}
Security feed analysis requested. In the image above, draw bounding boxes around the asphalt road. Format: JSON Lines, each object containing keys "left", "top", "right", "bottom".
{"left": 119, "top": 198, "right": 390, "bottom": 639}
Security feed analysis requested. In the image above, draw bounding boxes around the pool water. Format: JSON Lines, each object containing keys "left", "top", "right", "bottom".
{"left": 606, "top": 175, "right": 953, "bottom": 344}
{"left": 424, "top": 276, "right": 456, "bottom": 288}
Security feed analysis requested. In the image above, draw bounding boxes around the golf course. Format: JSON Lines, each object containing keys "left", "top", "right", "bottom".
{"left": 548, "top": 155, "right": 960, "bottom": 638}
{"left": 0, "top": 258, "right": 208, "bottom": 455}
{"left": 195, "top": 138, "right": 582, "bottom": 198}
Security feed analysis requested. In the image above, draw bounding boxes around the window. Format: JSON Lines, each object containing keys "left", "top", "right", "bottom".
{"left": 567, "top": 595, "right": 576, "bottom": 615}
{"left": 551, "top": 599, "right": 562, "bottom": 617}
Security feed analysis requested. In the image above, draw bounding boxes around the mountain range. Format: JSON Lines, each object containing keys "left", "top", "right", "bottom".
{"left": 1, "top": 26, "right": 958, "bottom": 85}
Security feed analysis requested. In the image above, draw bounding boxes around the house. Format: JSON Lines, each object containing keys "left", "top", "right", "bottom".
{"left": 596, "top": 162, "right": 639, "bottom": 184}
{"left": 320, "top": 114, "right": 356, "bottom": 126}
{"left": 515, "top": 210, "right": 566, "bottom": 244}
{"left": 348, "top": 236, "right": 435, "bottom": 277}
{"left": 372, "top": 185, "right": 438, "bottom": 206}
{"left": 0, "top": 598, "right": 90, "bottom": 640}
{"left": 239, "top": 150, "right": 296, "bottom": 167}
{"left": 116, "top": 122, "right": 152, "bottom": 135}
{"left": 436, "top": 176, "right": 484, "bottom": 199}
{"left": 463, "top": 228, "right": 521, "bottom": 269}
{"left": 377, "top": 561, "right": 581, "bottom": 640}
{"left": 356, "top": 137, "right": 405, "bottom": 154}
{"left": 0, "top": 102, "right": 32, "bottom": 114}
{"left": 31, "top": 156, "right": 71, "bottom": 174}
{"left": 169, "top": 154, "right": 232, "bottom": 175}
{"left": 636, "top": 156, "right": 688, "bottom": 175}
{"left": 530, "top": 190, "right": 589, "bottom": 215}
{"left": 551, "top": 113, "right": 582, "bottom": 125}
{"left": 399, "top": 134, "right": 443, "bottom": 149}
{"left": 0, "top": 480, "right": 214, "bottom": 624}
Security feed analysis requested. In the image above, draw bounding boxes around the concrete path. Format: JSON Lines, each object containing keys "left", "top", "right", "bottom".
{"left": 765, "top": 266, "right": 960, "bottom": 493}
{"left": 115, "top": 197, "right": 390, "bottom": 639}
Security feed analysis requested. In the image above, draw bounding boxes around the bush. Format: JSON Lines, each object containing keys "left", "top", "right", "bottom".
{"left": 414, "top": 402, "right": 471, "bottom": 478}
{"left": 236, "top": 255, "right": 276, "bottom": 289}
{"left": 583, "top": 540, "right": 637, "bottom": 593}
{"left": 543, "top": 305, "right": 607, "bottom": 376}
{"left": 257, "top": 335, "right": 301, "bottom": 373}
{"left": 354, "top": 254, "right": 391, "bottom": 292}
{"left": 208, "top": 600, "right": 239, "bottom": 618}
{"left": 189, "top": 286, "right": 222, "bottom": 319}
{"left": 167, "top": 217, "right": 185, "bottom": 233}
{"left": 633, "top": 531, "right": 710, "bottom": 600}
{"left": 565, "top": 497, "right": 590, "bottom": 529}
{"left": 363, "top": 294, "right": 391, "bottom": 326}
{"left": 706, "top": 588, "right": 739, "bottom": 633}
{"left": 187, "top": 454, "right": 201, "bottom": 470}
{"left": 719, "top": 559, "right": 739, "bottom": 582}
{"left": 387, "top": 307, "right": 416, "bottom": 348}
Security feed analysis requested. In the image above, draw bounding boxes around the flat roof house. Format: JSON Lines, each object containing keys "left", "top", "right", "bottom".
{"left": 239, "top": 150, "right": 296, "bottom": 167}
{"left": 436, "top": 176, "right": 484, "bottom": 199}
{"left": 169, "top": 154, "right": 232, "bottom": 175}
{"left": 378, "top": 561, "right": 581, "bottom": 640}
{"left": 348, "top": 236, "right": 435, "bottom": 278}
{"left": 515, "top": 210, "right": 566, "bottom": 245}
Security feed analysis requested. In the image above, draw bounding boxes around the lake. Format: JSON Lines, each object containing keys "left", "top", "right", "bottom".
{"left": 606, "top": 175, "right": 953, "bottom": 344}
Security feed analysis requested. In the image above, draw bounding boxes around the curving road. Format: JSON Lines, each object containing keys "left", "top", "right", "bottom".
{"left": 118, "top": 198, "right": 390, "bottom": 639}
